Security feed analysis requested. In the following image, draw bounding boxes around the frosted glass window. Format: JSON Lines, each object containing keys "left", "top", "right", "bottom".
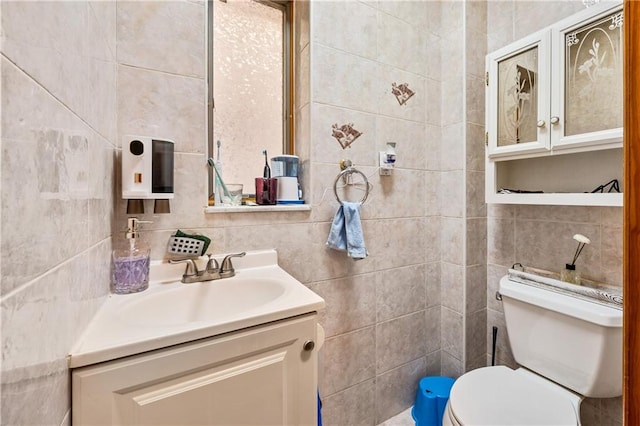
{"left": 497, "top": 47, "right": 539, "bottom": 147}
{"left": 565, "top": 11, "right": 623, "bottom": 136}
{"left": 211, "top": 0, "right": 288, "bottom": 194}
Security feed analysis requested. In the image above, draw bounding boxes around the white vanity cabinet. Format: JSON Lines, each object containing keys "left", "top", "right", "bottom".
{"left": 485, "top": 1, "right": 623, "bottom": 206}
{"left": 72, "top": 314, "right": 318, "bottom": 426}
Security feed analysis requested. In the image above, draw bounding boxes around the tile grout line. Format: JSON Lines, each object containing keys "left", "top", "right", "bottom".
{"left": 0, "top": 236, "right": 111, "bottom": 303}
{"left": 0, "top": 53, "right": 115, "bottom": 147}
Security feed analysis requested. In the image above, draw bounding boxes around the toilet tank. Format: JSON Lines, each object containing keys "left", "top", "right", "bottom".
{"left": 499, "top": 276, "right": 622, "bottom": 398}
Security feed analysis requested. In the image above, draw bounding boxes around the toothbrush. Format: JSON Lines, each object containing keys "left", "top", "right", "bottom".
{"left": 261, "top": 150, "right": 271, "bottom": 203}
{"left": 262, "top": 149, "right": 271, "bottom": 178}
{"left": 215, "top": 140, "right": 224, "bottom": 204}
{"left": 207, "top": 158, "right": 231, "bottom": 197}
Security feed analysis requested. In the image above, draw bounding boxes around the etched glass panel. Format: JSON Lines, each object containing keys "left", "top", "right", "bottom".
{"left": 213, "top": 0, "right": 284, "bottom": 192}
{"left": 565, "top": 10, "right": 623, "bottom": 136}
{"left": 497, "top": 47, "right": 539, "bottom": 147}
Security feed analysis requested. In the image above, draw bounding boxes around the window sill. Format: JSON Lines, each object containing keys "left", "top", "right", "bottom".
{"left": 204, "top": 204, "right": 312, "bottom": 214}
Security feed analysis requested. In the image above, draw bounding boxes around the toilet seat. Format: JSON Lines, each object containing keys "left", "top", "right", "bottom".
{"left": 447, "top": 366, "right": 579, "bottom": 425}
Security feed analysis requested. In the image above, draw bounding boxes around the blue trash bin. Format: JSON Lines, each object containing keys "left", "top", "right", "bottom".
{"left": 411, "top": 376, "right": 455, "bottom": 426}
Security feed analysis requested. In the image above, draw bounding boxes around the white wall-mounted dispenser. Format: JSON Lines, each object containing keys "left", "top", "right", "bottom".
{"left": 122, "top": 135, "right": 174, "bottom": 214}
{"left": 379, "top": 142, "right": 397, "bottom": 176}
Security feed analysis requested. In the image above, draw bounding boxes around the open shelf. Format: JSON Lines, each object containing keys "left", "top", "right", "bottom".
{"left": 486, "top": 148, "right": 623, "bottom": 206}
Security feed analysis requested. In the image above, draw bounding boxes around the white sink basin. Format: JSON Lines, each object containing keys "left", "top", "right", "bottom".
{"left": 119, "top": 278, "right": 287, "bottom": 326}
{"left": 68, "top": 250, "right": 325, "bottom": 368}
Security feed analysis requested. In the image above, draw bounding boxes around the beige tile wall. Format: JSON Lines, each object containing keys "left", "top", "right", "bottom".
{"left": 440, "top": 0, "right": 465, "bottom": 378}
{"left": 436, "top": 0, "right": 489, "bottom": 378}
{"left": 485, "top": 2, "right": 623, "bottom": 425}
{"left": 0, "top": 2, "right": 116, "bottom": 424}
{"left": 2, "top": 1, "right": 622, "bottom": 425}
{"left": 108, "top": 1, "right": 443, "bottom": 424}
{"left": 463, "top": 0, "right": 489, "bottom": 374}
{"left": 0, "top": 0, "right": 444, "bottom": 424}
{"left": 309, "top": 2, "right": 444, "bottom": 423}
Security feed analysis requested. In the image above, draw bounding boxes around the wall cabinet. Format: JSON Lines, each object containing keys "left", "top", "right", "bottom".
{"left": 485, "top": 1, "right": 623, "bottom": 206}
{"left": 72, "top": 314, "right": 318, "bottom": 426}
{"left": 487, "top": 29, "right": 551, "bottom": 159}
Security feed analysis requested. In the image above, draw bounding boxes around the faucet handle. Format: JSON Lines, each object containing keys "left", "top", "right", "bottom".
{"left": 205, "top": 254, "right": 219, "bottom": 272}
{"left": 220, "top": 252, "right": 246, "bottom": 277}
{"left": 169, "top": 258, "right": 199, "bottom": 277}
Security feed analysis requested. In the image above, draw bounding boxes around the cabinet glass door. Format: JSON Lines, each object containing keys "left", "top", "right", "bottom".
{"left": 497, "top": 47, "right": 539, "bottom": 147}
{"left": 552, "top": 4, "right": 623, "bottom": 150}
{"left": 487, "top": 30, "right": 551, "bottom": 159}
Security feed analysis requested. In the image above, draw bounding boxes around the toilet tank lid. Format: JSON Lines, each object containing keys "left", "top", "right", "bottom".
{"left": 500, "top": 276, "right": 622, "bottom": 327}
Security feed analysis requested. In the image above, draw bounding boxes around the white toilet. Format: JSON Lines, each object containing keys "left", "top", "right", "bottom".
{"left": 443, "top": 275, "right": 622, "bottom": 426}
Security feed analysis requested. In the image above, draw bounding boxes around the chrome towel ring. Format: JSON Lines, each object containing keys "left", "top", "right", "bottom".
{"left": 333, "top": 163, "right": 371, "bottom": 204}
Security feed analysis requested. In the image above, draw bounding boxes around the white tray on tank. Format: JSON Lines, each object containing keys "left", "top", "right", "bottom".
{"left": 507, "top": 266, "right": 622, "bottom": 310}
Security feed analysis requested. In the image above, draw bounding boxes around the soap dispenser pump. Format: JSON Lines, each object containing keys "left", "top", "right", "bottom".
{"left": 111, "top": 218, "right": 152, "bottom": 294}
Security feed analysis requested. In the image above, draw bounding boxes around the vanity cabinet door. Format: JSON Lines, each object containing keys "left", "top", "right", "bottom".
{"left": 550, "top": 4, "right": 623, "bottom": 152}
{"left": 486, "top": 29, "right": 551, "bottom": 159}
{"left": 72, "top": 314, "right": 318, "bottom": 426}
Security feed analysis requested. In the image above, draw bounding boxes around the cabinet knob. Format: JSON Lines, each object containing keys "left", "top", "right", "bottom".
{"left": 550, "top": 116, "right": 560, "bottom": 125}
{"left": 536, "top": 120, "right": 546, "bottom": 128}
{"left": 303, "top": 340, "right": 315, "bottom": 351}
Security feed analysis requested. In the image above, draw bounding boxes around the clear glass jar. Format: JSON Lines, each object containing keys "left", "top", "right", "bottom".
{"left": 560, "top": 263, "right": 581, "bottom": 285}
{"left": 112, "top": 246, "right": 150, "bottom": 294}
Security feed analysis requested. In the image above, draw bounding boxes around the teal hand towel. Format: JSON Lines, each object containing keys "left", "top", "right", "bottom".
{"left": 326, "top": 202, "right": 367, "bottom": 260}
{"left": 326, "top": 206, "right": 347, "bottom": 252}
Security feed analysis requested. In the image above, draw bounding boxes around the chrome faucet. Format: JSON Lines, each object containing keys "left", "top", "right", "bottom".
{"left": 220, "top": 252, "right": 246, "bottom": 278}
{"left": 169, "top": 252, "right": 245, "bottom": 284}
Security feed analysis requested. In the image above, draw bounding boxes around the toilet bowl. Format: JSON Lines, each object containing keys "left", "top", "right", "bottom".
{"left": 443, "top": 366, "right": 581, "bottom": 426}
{"left": 442, "top": 274, "right": 622, "bottom": 426}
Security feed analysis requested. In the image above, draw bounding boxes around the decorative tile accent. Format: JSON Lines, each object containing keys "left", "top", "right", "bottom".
{"left": 391, "top": 82, "right": 415, "bottom": 105}
{"left": 331, "top": 122, "right": 362, "bottom": 149}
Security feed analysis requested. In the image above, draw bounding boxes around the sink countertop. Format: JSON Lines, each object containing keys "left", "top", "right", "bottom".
{"left": 68, "top": 249, "right": 325, "bottom": 369}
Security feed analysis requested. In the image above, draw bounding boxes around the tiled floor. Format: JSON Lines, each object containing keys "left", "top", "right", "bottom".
{"left": 378, "top": 407, "right": 414, "bottom": 426}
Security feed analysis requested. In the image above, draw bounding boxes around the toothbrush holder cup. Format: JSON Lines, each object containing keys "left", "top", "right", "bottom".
{"left": 255, "top": 178, "right": 278, "bottom": 205}
{"left": 222, "top": 184, "right": 243, "bottom": 206}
